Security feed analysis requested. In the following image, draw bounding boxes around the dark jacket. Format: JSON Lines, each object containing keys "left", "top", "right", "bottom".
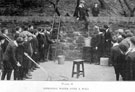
{"left": 16, "top": 45, "right": 24, "bottom": 65}
{"left": 111, "top": 45, "right": 123, "bottom": 66}
{"left": 111, "top": 45, "right": 126, "bottom": 76}
{"left": 23, "top": 41, "right": 33, "bottom": 56}
{"left": 37, "top": 33, "right": 44, "bottom": 49}
{"left": 44, "top": 33, "right": 53, "bottom": 48}
{"left": 30, "top": 37, "right": 38, "bottom": 53}
{"left": 1, "top": 39, "right": 8, "bottom": 53}
{"left": 125, "top": 51, "right": 135, "bottom": 80}
{"left": 3, "top": 41, "right": 18, "bottom": 69}
{"left": 104, "top": 29, "right": 112, "bottom": 43}
{"left": 119, "top": 38, "right": 130, "bottom": 52}
{"left": 92, "top": 6, "right": 99, "bottom": 17}
{"left": 78, "top": 6, "right": 89, "bottom": 20}
{"left": 96, "top": 33, "right": 105, "bottom": 51}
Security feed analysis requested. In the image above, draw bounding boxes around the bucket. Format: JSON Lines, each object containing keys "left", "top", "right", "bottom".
{"left": 58, "top": 55, "right": 65, "bottom": 64}
{"left": 100, "top": 57, "right": 109, "bottom": 66}
{"left": 84, "top": 37, "right": 92, "bottom": 47}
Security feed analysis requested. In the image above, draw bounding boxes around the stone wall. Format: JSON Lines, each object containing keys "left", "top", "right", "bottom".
{"left": 0, "top": 16, "right": 135, "bottom": 23}
{"left": 0, "top": 16, "right": 135, "bottom": 61}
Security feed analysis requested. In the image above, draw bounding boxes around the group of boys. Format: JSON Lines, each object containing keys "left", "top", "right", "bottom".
{"left": 0, "top": 25, "right": 54, "bottom": 80}
{"left": 111, "top": 28, "right": 135, "bottom": 81}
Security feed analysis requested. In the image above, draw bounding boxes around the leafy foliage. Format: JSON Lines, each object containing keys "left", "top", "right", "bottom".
{"left": 0, "top": 0, "right": 135, "bottom": 16}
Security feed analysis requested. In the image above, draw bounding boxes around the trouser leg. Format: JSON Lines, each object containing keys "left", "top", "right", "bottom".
{"left": 14, "top": 67, "right": 19, "bottom": 80}
{"left": 7, "top": 70, "right": 12, "bottom": 80}
{"left": 114, "top": 66, "right": 120, "bottom": 81}
{"left": 97, "top": 50, "right": 101, "bottom": 65}
{"left": 43, "top": 48, "right": 48, "bottom": 61}
{"left": 1, "top": 69, "right": 7, "bottom": 80}
{"left": 39, "top": 47, "right": 44, "bottom": 61}
{"left": 1, "top": 62, "right": 11, "bottom": 80}
{"left": 18, "top": 67, "right": 23, "bottom": 80}
{"left": 116, "top": 73, "right": 120, "bottom": 81}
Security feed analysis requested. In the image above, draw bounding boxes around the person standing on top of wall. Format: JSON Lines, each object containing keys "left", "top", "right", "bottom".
{"left": 77, "top": 0, "right": 89, "bottom": 21}
{"left": 92, "top": 3, "right": 100, "bottom": 17}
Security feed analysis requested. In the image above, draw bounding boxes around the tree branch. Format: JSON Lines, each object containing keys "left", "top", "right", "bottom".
{"left": 123, "top": 0, "right": 132, "bottom": 11}
{"left": 118, "top": 0, "right": 128, "bottom": 17}
{"left": 73, "top": 0, "right": 80, "bottom": 17}
{"left": 46, "top": 0, "right": 61, "bottom": 16}
{"left": 98, "top": 0, "right": 106, "bottom": 9}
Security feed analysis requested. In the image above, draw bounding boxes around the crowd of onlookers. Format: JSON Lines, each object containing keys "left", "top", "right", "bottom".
{"left": 91, "top": 24, "right": 135, "bottom": 81}
{"left": 1, "top": 21, "right": 135, "bottom": 81}
{"left": 0, "top": 25, "right": 55, "bottom": 80}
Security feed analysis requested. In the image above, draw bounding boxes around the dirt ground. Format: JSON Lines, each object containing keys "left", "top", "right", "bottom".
{"left": 0, "top": 61, "right": 123, "bottom": 81}
{"left": 25, "top": 61, "right": 122, "bottom": 81}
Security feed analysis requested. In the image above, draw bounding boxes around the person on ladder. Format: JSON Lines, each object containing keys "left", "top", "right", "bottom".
{"left": 43, "top": 27, "right": 54, "bottom": 61}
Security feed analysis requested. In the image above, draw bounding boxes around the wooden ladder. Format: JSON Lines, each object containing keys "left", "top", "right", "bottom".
{"left": 47, "top": 14, "right": 61, "bottom": 62}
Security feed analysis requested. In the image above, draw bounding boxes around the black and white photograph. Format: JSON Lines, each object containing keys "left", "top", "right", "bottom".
{"left": 0, "top": 0, "right": 135, "bottom": 91}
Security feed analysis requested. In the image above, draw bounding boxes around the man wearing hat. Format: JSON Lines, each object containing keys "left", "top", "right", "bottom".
{"left": 37, "top": 27, "right": 45, "bottom": 62}
{"left": 15, "top": 37, "right": 25, "bottom": 80}
{"left": 92, "top": 3, "right": 100, "bottom": 17}
{"left": 1, "top": 37, "right": 21, "bottom": 80}
{"left": 43, "top": 28, "right": 54, "bottom": 61}
{"left": 124, "top": 36, "right": 135, "bottom": 80}
{"left": 94, "top": 26, "right": 105, "bottom": 65}
{"left": 0, "top": 34, "right": 5, "bottom": 69}
{"left": 103, "top": 25, "right": 112, "bottom": 56}
{"left": 119, "top": 33, "right": 132, "bottom": 54}
{"left": 111, "top": 38, "right": 127, "bottom": 81}
{"left": 1, "top": 28, "right": 9, "bottom": 54}
{"left": 77, "top": 0, "right": 89, "bottom": 21}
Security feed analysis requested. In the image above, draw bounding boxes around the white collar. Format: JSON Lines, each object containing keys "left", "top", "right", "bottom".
{"left": 98, "top": 32, "right": 103, "bottom": 35}
{"left": 113, "top": 43, "right": 119, "bottom": 47}
{"left": 39, "top": 32, "right": 44, "bottom": 35}
{"left": 16, "top": 31, "right": 20, "bottom": 34}
{"left": 13, "top": 41, "right": 18, "bottom": 47}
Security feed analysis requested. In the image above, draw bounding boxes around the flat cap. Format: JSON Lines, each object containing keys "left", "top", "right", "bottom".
{"left": 16, "top": 37, "right": 24, "bottom": 43}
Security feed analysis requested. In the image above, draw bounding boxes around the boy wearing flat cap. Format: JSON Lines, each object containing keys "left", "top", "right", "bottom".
{"left": 1, "top": 37, "right": 22, "bottom": 80}
{"left": 124, "top": 36, "right": 135, "bottom": 80}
